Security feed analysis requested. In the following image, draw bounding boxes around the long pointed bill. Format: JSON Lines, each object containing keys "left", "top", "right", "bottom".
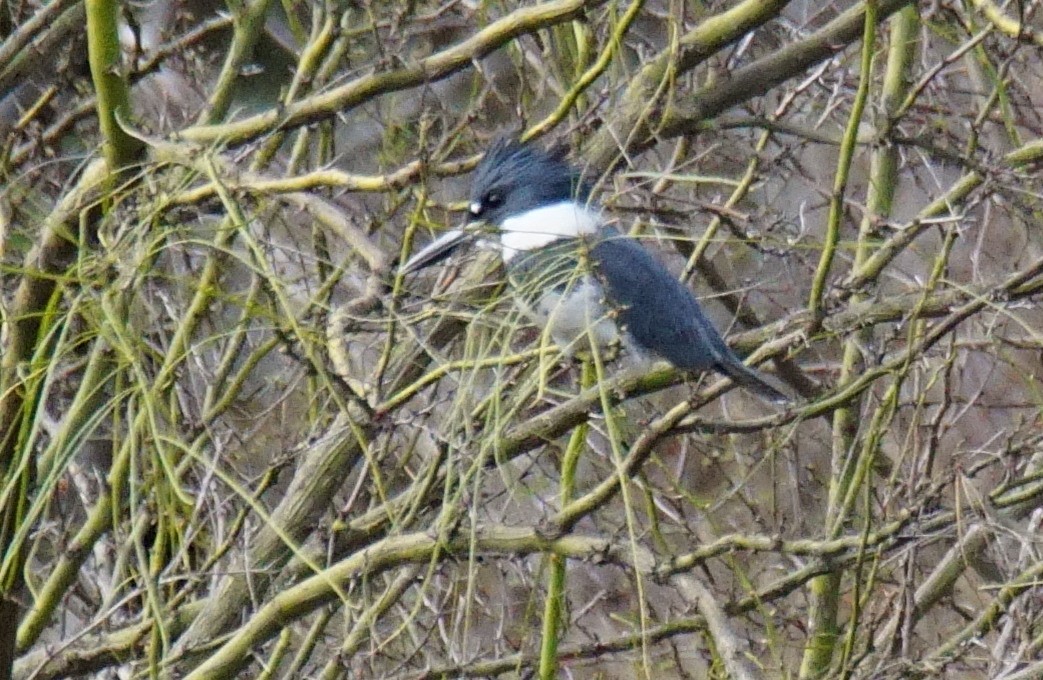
{"left": 400, "top": 228, "right": 475, "bottom": 274}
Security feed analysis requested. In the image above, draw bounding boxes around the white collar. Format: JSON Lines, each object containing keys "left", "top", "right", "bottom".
{"left": 499, "top": 202, "right": 602, "bottom": 262}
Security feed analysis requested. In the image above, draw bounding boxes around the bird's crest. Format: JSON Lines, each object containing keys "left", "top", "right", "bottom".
{"left": 473, "top": 137, "right": 590, "bottom": 203}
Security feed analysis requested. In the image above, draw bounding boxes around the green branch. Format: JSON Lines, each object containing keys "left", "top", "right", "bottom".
{"left": 86, "top": 0, "right": 143, "bottom": 169}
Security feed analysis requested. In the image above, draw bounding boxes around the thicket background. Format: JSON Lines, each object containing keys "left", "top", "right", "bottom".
{"left": 3, "top": 0, "right": 1043, "bottom": 678}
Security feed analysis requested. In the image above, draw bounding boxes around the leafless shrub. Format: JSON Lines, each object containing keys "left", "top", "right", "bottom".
{"left": 3, "top": 0, "right": 1043, "bottom": 678}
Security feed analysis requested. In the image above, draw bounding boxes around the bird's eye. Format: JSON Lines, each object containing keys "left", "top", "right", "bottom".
{"left": 469, "top": 190, "right": 502, "bottom": 218}
{"left": 484, "top": 190, "right": 503, "bottom": 208}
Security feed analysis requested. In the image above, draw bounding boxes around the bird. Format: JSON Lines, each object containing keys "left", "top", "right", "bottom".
{"left": 401, "top": 137, "right": 788, "bottom": 402}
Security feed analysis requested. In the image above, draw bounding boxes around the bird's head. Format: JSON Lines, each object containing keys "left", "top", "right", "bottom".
{"left": 468, "top": 137, "right": 588, "bottom": 226}
{"left": 401, "top": 137, "right": 595, "bottom": 273}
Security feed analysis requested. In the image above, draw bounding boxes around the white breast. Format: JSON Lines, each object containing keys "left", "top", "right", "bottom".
{"left": 499, "top": 202, "right": 601, "bottom": 263}
{"left": 518, "top": 277, "right": 621, "bottom": 356}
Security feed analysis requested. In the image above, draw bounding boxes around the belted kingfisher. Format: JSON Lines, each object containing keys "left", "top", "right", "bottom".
{"left": 402, "top": 137, "right": 788, "bottom": 402}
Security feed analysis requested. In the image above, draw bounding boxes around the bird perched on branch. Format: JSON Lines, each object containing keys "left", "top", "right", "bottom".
{"left": 401, "top": 137, "right": 788, "bottom": 402}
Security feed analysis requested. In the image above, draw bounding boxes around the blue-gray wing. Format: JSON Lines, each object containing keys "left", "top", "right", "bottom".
{"left": 589, "top": 233, "right": 734, "bottom": 371}
{"left": 590, "top": 232, "right": 789, "bottom": 401}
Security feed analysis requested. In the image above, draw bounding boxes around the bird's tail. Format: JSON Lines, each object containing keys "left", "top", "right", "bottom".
{"left": 717, "top": 358, "right": 790, "bottom": 403}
